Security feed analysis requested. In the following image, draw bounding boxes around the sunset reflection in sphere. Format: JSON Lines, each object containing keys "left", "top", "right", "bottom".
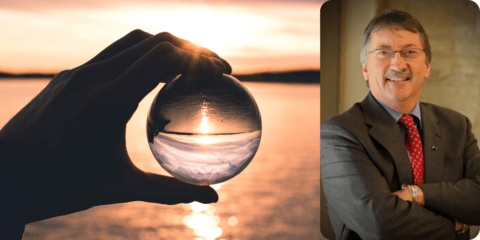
{"left": 147, "top": 74, "right": 262, "bottom": 185}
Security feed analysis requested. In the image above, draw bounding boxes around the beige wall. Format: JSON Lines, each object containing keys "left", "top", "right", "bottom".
{"left": 338, "top": 0, "right": 375, "bottom": 113}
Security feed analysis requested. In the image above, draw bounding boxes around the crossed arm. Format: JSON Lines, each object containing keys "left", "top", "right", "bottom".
{"left": 321, "top": 119, "right": 480, "bottom": 239}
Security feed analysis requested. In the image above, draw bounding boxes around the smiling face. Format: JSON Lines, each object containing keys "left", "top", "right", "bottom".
{"left": 362, "top": 27, "right": 431, "bottom": 114}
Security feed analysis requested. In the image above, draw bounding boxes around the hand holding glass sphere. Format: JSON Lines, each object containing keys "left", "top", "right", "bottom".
{"left": 147, "top": 74, "right": 261, "bottom": 185}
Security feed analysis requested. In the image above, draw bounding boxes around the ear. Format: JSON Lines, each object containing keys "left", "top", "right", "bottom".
{"left": 362, "top": 60, "right": 369, "bottom": 81}
{"left": 424, "top": 61, "right": 431, "bottom": 79}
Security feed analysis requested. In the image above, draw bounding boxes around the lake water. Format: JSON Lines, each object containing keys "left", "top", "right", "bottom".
{"left": 0, "top": 79, "right": 321, "bottom": 240}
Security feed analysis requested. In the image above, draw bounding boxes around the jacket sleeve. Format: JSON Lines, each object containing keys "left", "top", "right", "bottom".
{"left": 321, "top": 121, "right": 456, "bottom": 240}
{"left": 420, "top": 115, "right": 480, "bottom": 225}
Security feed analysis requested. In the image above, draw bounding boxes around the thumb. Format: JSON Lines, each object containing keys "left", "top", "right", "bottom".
{"left": 130, "top": 172, "right": 219, "bottom": 205}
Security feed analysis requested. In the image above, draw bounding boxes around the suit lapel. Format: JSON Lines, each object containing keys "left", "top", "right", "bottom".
{"left": 361, "top": 93, "right": 414, "bottom": 186}
{"left": 420, "top": 104, "right": 445, "bottom": 183}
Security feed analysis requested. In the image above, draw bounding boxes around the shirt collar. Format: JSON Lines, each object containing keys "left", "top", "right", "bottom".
{"left": 373, "top": 96, "right": 422, "bottom": 131}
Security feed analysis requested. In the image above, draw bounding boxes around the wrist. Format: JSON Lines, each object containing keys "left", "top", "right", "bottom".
{"left": 415, "top": 185, "right": 425, "bottom": 206}
{"left": 401, "top": 184, "right": 425, "bottom": 206}
{"left": 408, "top": 185, "right": 417, "bottom": 202}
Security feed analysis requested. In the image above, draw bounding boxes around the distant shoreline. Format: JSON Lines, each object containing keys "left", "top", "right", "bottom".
{"left": 0, "top": 72, "right": 55, "bottom": 79}
{"left": 234, "top": 70, "right": 320, "bottom": 84}
{"left": 0, "top": 70, "right": 320, "bottom": 84}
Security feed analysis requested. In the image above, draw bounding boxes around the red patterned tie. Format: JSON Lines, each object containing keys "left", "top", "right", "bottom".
{"left": 399, "top": 115, "right": 424, "bottom": 185}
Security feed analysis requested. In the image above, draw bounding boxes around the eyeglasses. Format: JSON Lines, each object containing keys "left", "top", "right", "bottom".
{"left": 368, "top": 48, "right": 425, "bottom": 61}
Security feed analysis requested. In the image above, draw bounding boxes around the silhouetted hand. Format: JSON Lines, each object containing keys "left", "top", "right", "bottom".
{"left": 0, "top": 30, "right": 232, "bottom": 229}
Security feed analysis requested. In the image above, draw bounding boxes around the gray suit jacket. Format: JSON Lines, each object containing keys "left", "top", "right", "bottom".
{"left": 321, "top": 93, "right": 480, "bottom": 240}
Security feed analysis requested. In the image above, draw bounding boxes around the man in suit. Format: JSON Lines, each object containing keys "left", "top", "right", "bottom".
{"left": 321, "top": 10, "right": 480, "bottom": 239}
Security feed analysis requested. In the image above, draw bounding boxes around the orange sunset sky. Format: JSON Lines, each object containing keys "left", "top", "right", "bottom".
{"left": 0, "top": 0, "right": 324, "bottom": 75}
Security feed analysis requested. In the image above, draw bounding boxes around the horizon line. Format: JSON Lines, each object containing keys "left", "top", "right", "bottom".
{"left": 0, "top": 68, "right": 320, "bottom": 77}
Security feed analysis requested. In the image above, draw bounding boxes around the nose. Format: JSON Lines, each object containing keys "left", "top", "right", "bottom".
{"left": 389, "top": 52, "right": 408, "bottom": 72}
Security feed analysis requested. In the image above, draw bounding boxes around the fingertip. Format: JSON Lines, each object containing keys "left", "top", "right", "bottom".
{"left": 203, "top": 186, "right": 219, "bottom": 203}
{"left": 212, "top": 58, "right": 232, "bottom": 77}
{"left": 189, "top": 184, "right": 219, "bottom": 204}
{"left": 222, "top": 59, "right": 233, "bottom": 75}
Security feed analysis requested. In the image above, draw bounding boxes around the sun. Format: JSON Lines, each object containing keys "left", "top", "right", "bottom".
{"left": 109, "top": 3, "right": 277, "bottom": 56}
{"left": 156, "top": 6, "right": 271, "bottom": 55}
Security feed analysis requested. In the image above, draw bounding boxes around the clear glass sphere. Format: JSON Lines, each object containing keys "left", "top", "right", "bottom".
{"left": 147, "top": 74, "right": 262, "bottom": 185}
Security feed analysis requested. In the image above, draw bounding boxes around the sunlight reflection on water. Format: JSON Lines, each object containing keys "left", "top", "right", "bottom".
{"left": 182, "top": 184, "right": 225, "bottom": 240}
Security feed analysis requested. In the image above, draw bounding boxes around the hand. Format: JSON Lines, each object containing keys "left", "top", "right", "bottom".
{"left": 393, "top": 187, "right": 413, "bottom": 201}
{"left": 0, "top": 30, "right": 232, "bottom": 224}
{"left": 393, "top": 185, "right": 425, "bottom": 206}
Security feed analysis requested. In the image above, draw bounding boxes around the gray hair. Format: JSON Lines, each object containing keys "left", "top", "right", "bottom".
{"left": 360, "top": 9, "right": 431, "bottom": 65}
